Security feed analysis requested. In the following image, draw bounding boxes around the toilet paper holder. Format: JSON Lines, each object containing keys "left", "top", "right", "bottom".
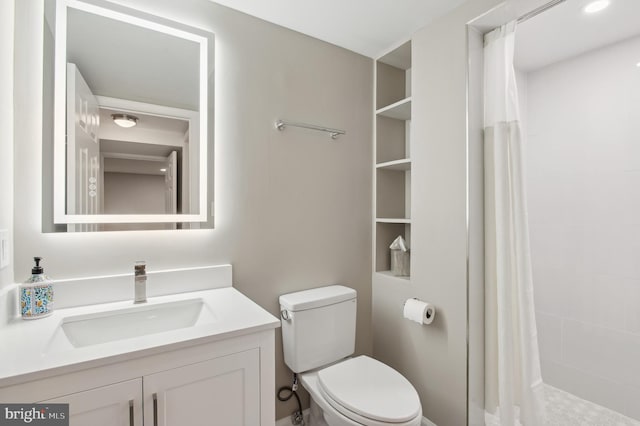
{"left": 403, "top": 298, "right": 434, "bottom": 320}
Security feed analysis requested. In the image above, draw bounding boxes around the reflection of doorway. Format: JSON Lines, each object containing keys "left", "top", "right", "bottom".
{"left": 100, "top": 149, "right": 179, "bottom": 215}
{"left": 100, "top": 150, "right": 179, "bottom": 232}
{"left": 97, "top": 105, "right": 193, "bottom": 215}
{"left": 66, "top": 65, "right": 194, "bottom": 230}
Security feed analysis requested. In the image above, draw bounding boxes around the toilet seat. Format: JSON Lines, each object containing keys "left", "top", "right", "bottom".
{"left": 317, "top": 356, "right": 421, "bottom": 425}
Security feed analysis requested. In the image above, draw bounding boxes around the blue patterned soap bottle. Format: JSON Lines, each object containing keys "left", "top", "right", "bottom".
{"left": 20, "top": 257, "right": 54, "bottom": 319}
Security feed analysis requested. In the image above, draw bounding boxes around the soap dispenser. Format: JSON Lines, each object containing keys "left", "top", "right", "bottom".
{"left": 20, "top": 257, "right": 54, "bottom": 319}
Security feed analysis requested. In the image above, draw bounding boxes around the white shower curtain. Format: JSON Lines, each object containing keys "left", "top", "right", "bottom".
{"left": 483, "top": 22, "right": 546, "bottom": 426}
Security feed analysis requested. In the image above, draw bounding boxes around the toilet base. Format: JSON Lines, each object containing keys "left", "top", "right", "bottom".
{"left": 308, "top": 396, "right": 363, "bottom": 426}
{"left": 308, "top": 398, "right": 329, "bottom": 426}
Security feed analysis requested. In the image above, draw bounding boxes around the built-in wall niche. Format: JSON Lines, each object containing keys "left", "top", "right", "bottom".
{"left": 374, "top": 222, "right": 411, "bottom": 279}
{"left": 376, "top": 116, "right": 409, "bottom": 164}
{"left": 375, "top": 40, "right": 411, "bottom": 110}
{"left": 43, "top": 0, "right": 214, "bottom": 232}
{"left": 376, "top": 168, "right": 410, "bottom": 220}
{"left": 374, "top": 40, "right": 412, "bottom": 279}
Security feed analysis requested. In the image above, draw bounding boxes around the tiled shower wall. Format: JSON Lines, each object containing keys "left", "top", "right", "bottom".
{"left": 522, "top": 35, "right": 640, "bottom": 421}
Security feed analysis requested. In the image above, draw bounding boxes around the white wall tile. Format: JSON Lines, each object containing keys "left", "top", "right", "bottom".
{"left": 562, "top": 319, "right": 630, "bottom": 385}
{"left": 536, "top": 311, "right": 562, "bottom": 363}
{"left": 626, "top": 171, "right": 640, "bottom": 225}
{"left": 565, "top": 274, "right": 629, "bottom": 331}
{"left": 620, "top": 332, "right": 640, "bottom": 388}
{"left": 623, "top": 385, "right": 640, "bottom": 421}
{"left": 531, "top": 265, "right": 571, "bottom": 317}
{"left": 587, "top": 224, "right": 640, "bottom": 279}
{"left": 529, "top": 223, "right": 581, "bottom": 274}
{"left": 525, "top": 34, "right": 640, "bottom": 416}
{"left": 540, "top": 358, "right": 627, "bottom": 415}
{"left": 586, "top": 171, "right": 633, "bottom": 226}
{"left": 624, "top": 278, "right": 640, "bottom": 334}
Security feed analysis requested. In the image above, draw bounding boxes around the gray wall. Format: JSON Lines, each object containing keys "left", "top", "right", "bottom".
{"left": 372, "top": 1, "right": 500, "bottom": 425}
{"left": 0, "top": 0, "right": 15, "bottom": 289}
{"left": 13, "top": 0, "right": 372, "bottom": 419}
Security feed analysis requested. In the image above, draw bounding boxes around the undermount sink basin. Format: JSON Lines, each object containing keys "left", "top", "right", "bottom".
{"left": 60, "top": 298, "right": 216, "bottom": 348}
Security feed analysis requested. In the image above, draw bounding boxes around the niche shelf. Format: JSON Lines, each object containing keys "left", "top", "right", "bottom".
{"left": 376, "top": 158, "right": 411, "bottom": 171}
{"left": 375, "top": 270, "right": 410, "bottom": 281}
{"left": 376, "top": 218, "right": 411, "bottom": 224}
{"left": 373, "top": 40, "right": 412, "bottom": 280}
{"left": 376, "top": 97, "right": 412, "bottom": 120}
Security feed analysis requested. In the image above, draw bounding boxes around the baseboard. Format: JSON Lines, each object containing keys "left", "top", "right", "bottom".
{"left": 275, "top": 408, "right": 310, "bottom": 426}
{"left": 422, "top": 416, "right": 437, "bottom": 426}
{"left": 276, "top": 410, "right": 434, "bottom": 426}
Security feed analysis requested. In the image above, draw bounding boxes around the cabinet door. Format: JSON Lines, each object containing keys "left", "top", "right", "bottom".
{"left": 144, "top": 349, "right": 260, "bottom": 426}
{"left": 41, "top": 378, "right": 142, "bottom": 426}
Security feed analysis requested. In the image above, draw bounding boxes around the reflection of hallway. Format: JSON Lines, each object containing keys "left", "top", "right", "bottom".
{"left": 486, "top": 384, "right": 640, "bottom": 426}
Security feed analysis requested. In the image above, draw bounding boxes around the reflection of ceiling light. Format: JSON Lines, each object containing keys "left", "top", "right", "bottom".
{"left": 636, "top": 62, "right": 640, "bottom": 68}
{"left": 160, "top": 168, "right": 167, "bottom": 172}
{"left": 583, "top": 0, "right": 610, "bottom": 14}
{"left": 111, "top": 114, "right": 138, "bottom": 128}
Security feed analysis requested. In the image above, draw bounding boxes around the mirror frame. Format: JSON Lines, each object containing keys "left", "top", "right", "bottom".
{"left": 53, "top": 0, "right": 211, "bottom": 224}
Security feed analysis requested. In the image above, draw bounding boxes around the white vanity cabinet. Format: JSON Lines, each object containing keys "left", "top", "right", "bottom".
{"left": 43, "top": 378, "right": 143, "bottom": 426}
{"left": 143, "top": 349, "right": 261, "bottom": 426}
{"left": 2, "top": 330, "right": 275, "bottom": 426}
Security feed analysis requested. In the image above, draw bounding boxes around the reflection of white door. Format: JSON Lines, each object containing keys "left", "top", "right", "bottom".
{"left": 164, "top": 151, "right": 177, "bottom": 215}
{"left": 67, "top": 64, "right": 100, "bottom": 232}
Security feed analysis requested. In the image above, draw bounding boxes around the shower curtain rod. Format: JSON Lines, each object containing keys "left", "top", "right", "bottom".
{"left": 517, "top": 0, "right": 567, "bottom": 24}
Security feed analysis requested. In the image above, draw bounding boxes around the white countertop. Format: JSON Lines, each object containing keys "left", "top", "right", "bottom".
{"left": 0, "top": 287, "right": 280, "bottom": 388}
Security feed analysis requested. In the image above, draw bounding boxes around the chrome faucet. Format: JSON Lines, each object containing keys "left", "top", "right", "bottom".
{"left": 134, "top": 261, "right": 147, "bottom": 303}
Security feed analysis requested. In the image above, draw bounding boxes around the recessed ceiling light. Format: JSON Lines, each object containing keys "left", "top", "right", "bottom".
{"left": 636, "top": 61, "right": 640, "bottom": 68}
{"left": 160, "top": 168, "right": 167, "bottom": 172}
{"left": 111, "top": 113, "right": 138, "bottom": 128}
{"left": 583, "top": 0, "right": 610, "bottom": 14}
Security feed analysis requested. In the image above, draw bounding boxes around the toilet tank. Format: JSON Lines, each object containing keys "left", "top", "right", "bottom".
{"left": 279, "top": 285, "right": 357, "bottom": 373}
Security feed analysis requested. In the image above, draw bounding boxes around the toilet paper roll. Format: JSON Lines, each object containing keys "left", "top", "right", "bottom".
{"left": 403, "top": 298, "right": 435, "bottom": 325}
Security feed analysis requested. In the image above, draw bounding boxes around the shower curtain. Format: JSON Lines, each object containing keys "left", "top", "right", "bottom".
{"left": 483, "top": 22, "right": 546, "bottom": 426}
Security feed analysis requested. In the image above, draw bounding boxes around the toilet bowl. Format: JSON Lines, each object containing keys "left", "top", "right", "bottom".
{"left": 300, "top": 356, "right": 422, "bottom": 426}
{"left": 279, "top": 286, "right": 422, "bottom": 426}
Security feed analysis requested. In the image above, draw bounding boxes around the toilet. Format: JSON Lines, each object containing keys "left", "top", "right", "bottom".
{"left": 279, "top": 285, "right": 422, "bottom": 426}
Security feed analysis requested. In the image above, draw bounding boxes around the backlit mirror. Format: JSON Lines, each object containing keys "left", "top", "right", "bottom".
{"left": 45, "top": 0, "right": 214, "bottom": 231}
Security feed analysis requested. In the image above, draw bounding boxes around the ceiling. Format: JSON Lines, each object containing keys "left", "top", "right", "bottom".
{"left": 209, "top": 0, "right": 467, "bottom": 58}
{"left": 66, "top": 6, "right": 200, "bottom": 110}
{"left": 515, "top": 0, "right": 640, "bottom": 71}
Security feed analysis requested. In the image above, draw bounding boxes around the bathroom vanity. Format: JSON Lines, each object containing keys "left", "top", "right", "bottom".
{"left": 0, "top": 266, "right": 280, "bottom": 425}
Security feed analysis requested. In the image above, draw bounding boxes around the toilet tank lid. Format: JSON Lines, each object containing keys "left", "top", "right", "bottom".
{"left": 279, "top": 285, "right": 356, "bottom": 312}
